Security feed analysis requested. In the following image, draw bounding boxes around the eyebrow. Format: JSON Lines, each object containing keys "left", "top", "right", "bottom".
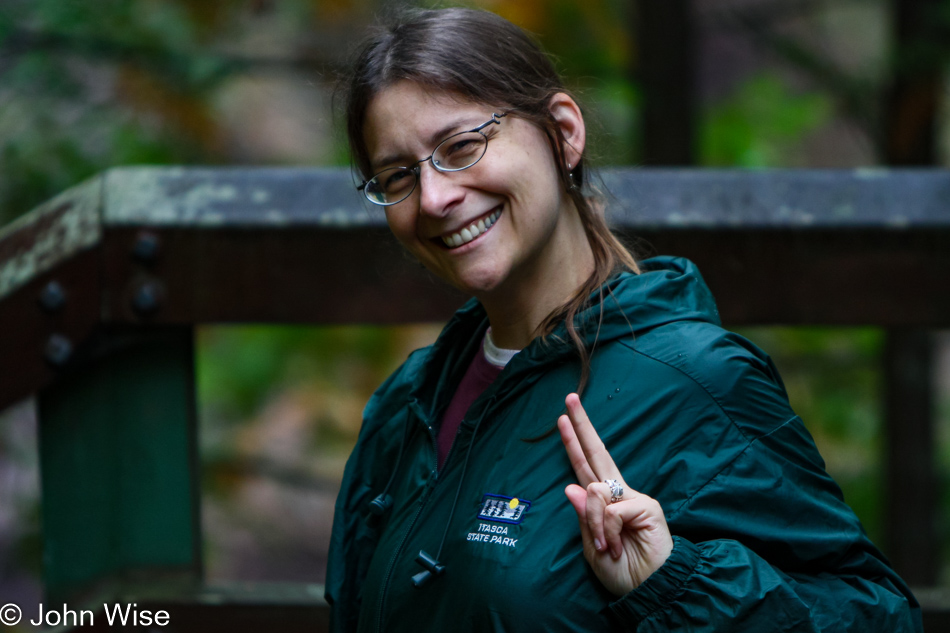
{"left": 370, "top": 116, "right": 484, "bottom": 172}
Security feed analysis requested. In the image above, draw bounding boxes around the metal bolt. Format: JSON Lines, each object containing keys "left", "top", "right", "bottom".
{"left": 38, "top": 280, "right": 66, "bottom": 313}
{"left": 132, "top": 231, "right": 161, "bottom": 263}
{"left": 131, "top": 281, "right": 163, "bottom": 315}
{"left": 44, "top": 334, "right": 73, "bottom": 367}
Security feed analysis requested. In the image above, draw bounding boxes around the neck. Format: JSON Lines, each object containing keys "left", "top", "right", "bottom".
{"left": 478, "top": 206, "right": 595, "bottom": 350}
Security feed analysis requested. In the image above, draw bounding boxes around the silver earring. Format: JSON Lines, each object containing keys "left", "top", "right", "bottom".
{"left": 567, "top": 162, "right": 579, "bottom": 191}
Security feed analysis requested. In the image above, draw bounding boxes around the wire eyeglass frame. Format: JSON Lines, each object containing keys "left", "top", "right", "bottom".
{"left": 357, "top": 112, "right": 508, "bottom": 206}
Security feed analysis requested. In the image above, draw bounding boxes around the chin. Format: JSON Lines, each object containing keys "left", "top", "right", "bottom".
{"left": 449, "top": 266, "right": 509, "bottom": 297}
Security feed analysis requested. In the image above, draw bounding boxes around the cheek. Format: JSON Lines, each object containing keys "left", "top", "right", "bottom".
{"left": 499, "top": 155, "right": 563, "bottom": 223}
{"left": 498, "top": 142, "right": 561, "bottom": 201}
{"left": 384, "top": 206, "right": 417, "bottom": 244}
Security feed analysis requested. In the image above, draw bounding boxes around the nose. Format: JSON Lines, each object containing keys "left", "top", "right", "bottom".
{"left": 417, "top": 159, "right": 464, "bottom": 218}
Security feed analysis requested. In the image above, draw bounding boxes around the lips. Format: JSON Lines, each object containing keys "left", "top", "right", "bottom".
{"left": 441, "top": 208, "right": 502, "bottom": 249}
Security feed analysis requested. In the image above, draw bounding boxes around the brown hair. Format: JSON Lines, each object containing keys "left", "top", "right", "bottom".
{"left": 343, "top": 7, "right": 638, "bottom": 393}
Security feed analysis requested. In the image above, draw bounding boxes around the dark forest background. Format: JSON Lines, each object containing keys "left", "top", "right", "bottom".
{"left": 1, "top": 0, "right": 948, "bottom": 612}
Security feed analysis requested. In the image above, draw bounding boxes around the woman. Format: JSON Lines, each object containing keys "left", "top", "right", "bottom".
{"left": 326, "top": 8, "right": 921, "bottom": 632}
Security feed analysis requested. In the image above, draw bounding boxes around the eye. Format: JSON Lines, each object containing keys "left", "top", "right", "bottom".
{"left": 435, "top": 132, "right": 486, "bottom": 169}
{"left": 447, "top": 138, "right": 477, "bottom": 154}
{"left": 382, "top": 169, "right": 414, "bottom": 193}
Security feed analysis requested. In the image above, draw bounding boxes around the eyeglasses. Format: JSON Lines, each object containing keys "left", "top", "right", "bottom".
{"left": 358, "top": 112, "right": 508, "bottom": 206}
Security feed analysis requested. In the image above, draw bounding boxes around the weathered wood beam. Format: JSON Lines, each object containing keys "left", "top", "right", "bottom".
{"left": 2, "top": 166, "right": 949, "bottom": 415}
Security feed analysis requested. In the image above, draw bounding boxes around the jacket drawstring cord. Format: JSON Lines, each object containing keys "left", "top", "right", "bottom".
{"left": 367, "top": 406, "right": 415, "bottom": 519}
{"left": 411, "top": 395, "right": 495, "bottom": 587}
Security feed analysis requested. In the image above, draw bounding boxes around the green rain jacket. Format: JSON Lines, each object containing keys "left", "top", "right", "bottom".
{"left": 326, "top": 256, "right": 922, "bottom": 632}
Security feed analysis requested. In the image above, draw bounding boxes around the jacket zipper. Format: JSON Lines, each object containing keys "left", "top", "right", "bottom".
{"left": 374, "top": 421, "right": 439, "bottom": 633}
{"left": 372, "top": 409, "right": 480, "bottom": 633}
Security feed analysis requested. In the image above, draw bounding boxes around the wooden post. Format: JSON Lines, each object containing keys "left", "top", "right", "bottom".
{"left": 634, "top": 0, "right": 696, "bottom": 165}
{"left": 884, "top": 330, "right": 938, "bottom": 585}
{"left": 881, "top": 0, "right": 946, "bottom": 586}
{"left": 37, "top": 326, "right": 202, "bottom": 602}
{"left": 883, "top": 0, "right": 945, "bottom": 166}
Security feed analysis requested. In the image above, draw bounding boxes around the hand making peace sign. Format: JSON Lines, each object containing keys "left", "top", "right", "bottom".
{"left": 558, "top": 393, "right": 674, "bottom": 597}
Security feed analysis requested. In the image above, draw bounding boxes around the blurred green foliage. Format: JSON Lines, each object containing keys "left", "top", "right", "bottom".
{"left": 198, "top": 325, "right": 409, "bottom": 427}
{"left": 738, "top": 328, "right": 885, "bottom": 543}
{"left": 702, "top": 74, "right": 834, "bottom": 167}
{"left": 0, "top": 0, "right": 275, "bottom": 225}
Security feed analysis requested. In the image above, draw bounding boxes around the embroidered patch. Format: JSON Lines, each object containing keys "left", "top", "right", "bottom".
{"left": 477, "top": 493, "right": 531, "bottom": 525}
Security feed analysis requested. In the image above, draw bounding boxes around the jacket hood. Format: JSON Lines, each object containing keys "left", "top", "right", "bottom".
{"left": 548, "top": 255, "right": 720, "bottom": 350}
{"left": 408, "top": 256, "right": 720, "bottom": 423}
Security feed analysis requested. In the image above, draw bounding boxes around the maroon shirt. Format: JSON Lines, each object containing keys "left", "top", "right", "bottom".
{"left": 436, "top": 341, "right": 504, "bottom": 470}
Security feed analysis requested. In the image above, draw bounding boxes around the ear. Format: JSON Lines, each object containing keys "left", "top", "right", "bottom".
{"left": 547, "top": 92, "right": 586, "bottom": 170}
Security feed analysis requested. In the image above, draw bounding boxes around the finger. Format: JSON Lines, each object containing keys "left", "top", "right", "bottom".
{"left": 604, "top": 492, "right": 669, "bottom": 561}
{"left": 565, "top": 393, "right": 622, "bottom": 482}
{"left": 558, "top": 414, "right": 598, "bottom": 487}
{"left": 585, "top": 482, "right": 612, "bottom": 554}
{"left": 564, "top": 484, "right": 596, "bottom": 555}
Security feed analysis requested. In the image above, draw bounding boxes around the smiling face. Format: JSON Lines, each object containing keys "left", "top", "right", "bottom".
{"left": 363, "top": 80, "right": 590, "bottom": 306}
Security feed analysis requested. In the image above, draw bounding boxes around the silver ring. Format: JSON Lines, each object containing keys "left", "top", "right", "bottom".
{"left": 604, "top": 479, "right": 623, "bottom": 504}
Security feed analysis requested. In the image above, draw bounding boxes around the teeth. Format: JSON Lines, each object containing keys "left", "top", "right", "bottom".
{"left": 442, "top": 209, "right": 502, "bottom": 248}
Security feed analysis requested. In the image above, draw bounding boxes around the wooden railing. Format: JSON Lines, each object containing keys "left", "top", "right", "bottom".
{"left": 1, "top": 167, "right": 947, "bottom": 630}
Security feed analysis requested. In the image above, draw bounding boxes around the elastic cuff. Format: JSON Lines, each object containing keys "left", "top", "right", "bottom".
{"left": 607, "top": 536, "right": 701, "bottom": 628}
